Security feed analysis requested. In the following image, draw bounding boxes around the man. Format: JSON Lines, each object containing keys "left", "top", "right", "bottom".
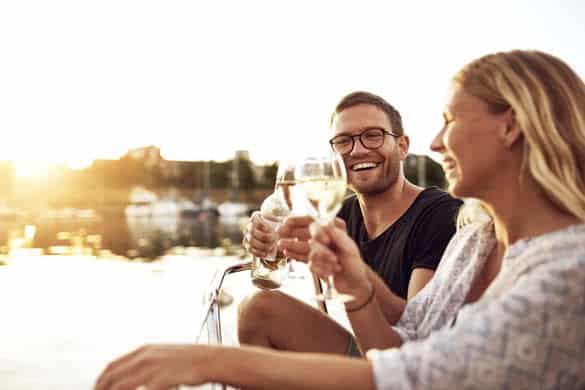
{"left": 240, "top": 91, "right": 462, "bottom": 356}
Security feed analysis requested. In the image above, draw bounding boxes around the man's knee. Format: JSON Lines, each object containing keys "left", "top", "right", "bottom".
{"left": 237, "top": 290, "right": 350, "bottom": 354}
{"left": 237, "top": 290, "right": 288, "bottom": 344}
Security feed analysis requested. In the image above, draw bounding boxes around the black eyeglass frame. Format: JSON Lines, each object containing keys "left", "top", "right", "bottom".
{"left": 329, "top": 127, "right": 401, "bottom": 154}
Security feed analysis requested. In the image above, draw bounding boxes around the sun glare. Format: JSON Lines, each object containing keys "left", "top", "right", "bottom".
{"left": 14, "top": 161, "right": 51, "bottom": 177}
{"left": 13, "top": 157, "right": 94, "bottom": 177}
{"left": 65, "top": 158, "right": 94, "bottom": 171}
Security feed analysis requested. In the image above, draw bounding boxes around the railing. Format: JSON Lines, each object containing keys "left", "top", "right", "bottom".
{"left": 196, "top": 260, "right": 252, "bottom": 390}
{"left": 196, "top": 259, "right": 326, "bottom": 390}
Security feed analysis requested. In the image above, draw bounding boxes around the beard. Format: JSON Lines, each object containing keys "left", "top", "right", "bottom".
{"left": 348, "top": 159, "right": 401, "bottom": 195}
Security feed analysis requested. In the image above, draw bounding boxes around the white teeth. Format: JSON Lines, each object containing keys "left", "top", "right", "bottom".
{"left": 351, "top": 162, "right": 378, "bottom": 171}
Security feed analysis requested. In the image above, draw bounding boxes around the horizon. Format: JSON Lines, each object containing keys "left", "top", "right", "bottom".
{"left": 2, "top": 147, "right": 438, "bottom": 179}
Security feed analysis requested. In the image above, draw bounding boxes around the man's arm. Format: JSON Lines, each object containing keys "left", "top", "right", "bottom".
{"left": 407, "top": 268, "right": 435, "bottom": 300}
{"left": 360, "top": 266, "right": 434, "bottom": 329}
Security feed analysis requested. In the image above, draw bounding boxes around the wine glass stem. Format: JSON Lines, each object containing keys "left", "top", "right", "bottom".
{"left": 325, "top": 275, "right": 336, "bottom": 296}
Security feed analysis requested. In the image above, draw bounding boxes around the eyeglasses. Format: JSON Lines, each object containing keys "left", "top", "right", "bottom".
{"left": 329, "top": 128, "right": 400, "bottom": 154}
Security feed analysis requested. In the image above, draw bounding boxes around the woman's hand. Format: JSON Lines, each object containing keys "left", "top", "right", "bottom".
{"left": 308, "top": 223, "right": 371, "bottom": 301}
{"left": 242, "top": 211, "right": 278, "bottom": 258}
{"left": 94, "top": 344, "right": 208, "bottom": 390}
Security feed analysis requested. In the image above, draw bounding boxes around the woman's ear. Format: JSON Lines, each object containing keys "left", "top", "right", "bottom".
{"left": 500, "top": 109, "right": 523, "bottom": 148}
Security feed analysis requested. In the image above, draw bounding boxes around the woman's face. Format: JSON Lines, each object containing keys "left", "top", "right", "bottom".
{"left": 431, "top": 85, "right": 512, "bottom": 199}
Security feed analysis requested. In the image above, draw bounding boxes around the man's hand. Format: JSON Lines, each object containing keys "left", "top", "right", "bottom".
{"left": 94, "top": 344, "right": 208, "bottom": 390}
{"left": 242, "top": 211, "right": 277, "bottom": 258}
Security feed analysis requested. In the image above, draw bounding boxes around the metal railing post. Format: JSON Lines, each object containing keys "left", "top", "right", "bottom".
{"left": 197, "top": 260, "right": 252, "bottom": 390}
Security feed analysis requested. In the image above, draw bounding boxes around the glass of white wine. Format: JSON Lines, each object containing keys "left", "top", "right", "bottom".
{"left": 274, "top": 158, "right": 310, "bottom": 279}
{"left": 295, "top": 152, "right": 353, "bottom": 303}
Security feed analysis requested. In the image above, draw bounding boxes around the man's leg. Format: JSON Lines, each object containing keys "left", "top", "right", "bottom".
{"left": 238, "top": 290, "right": 351, "bottom": 354}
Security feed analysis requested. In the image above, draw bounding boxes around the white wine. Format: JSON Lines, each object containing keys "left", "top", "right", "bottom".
{"left": 259, "top": 253, "right": 287, "bottom": 271}
{"left": 251, "top": 255, "right": 288, "bottom": 290}
{"left": 298, "top": 177, "right": 346, "bottom": 221}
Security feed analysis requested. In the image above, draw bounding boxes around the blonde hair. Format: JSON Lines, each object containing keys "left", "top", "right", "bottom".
{"left": 454, "top": 50, "right": 585, "bottom": 224}
{"left": 456, "top": 198, "right": 490, "bottom": 229}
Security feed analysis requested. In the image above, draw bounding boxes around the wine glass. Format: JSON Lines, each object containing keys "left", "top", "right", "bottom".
{"left": 295, "top": 152, "right": 353, "bottom": 303}
{"left": 275, "top": 159, "right": 297, "bottom": 212}
{"left": 274, "top": 158, "right": 308, "bottom": 279}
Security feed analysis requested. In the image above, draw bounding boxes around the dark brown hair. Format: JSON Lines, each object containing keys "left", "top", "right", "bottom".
{"left": 331, "top": 91, "right": 404, "bottom": 135}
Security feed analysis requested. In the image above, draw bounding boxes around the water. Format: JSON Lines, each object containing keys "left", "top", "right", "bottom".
{"left": 0, "top": 205, "right": 247, "bottom": 259}
{"left": 0, "top": 253, "right": 327, "bottom": 389}
{"left": 0, "top": 255, "right": 242, "bottom": 389}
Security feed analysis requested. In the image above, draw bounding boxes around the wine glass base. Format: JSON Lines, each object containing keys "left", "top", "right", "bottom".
{"left": 315, "top": 292, "right": 354, "bottom": 304}
{"left": 286, "top": 260, "right": 307, "bottom": 280}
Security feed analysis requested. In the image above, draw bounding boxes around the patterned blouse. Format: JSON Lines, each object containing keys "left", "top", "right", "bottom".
{"left": 367, "top": 221, "right": 585, "bottom": 389}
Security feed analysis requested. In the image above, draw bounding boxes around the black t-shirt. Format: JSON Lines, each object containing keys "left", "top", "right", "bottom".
{"left": 338, "top": 187, "right": 462, "bottom": 299}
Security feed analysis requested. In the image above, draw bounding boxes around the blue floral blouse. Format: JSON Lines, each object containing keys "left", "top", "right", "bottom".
{"left": 367, "top": 222, "right": 585, "bottom": 389}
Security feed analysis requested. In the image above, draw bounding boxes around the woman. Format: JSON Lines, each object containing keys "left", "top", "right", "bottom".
{"left": 95, "top": 50, "right": 585, "bottom": 390}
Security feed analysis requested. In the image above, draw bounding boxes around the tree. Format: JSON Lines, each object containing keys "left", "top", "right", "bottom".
{"left": 210, "top": 161, "right": 230, "bottom": 188}
{"left": 425, "top": 157, "right": 447, "bottom": 189}
{"left": 404, "top": 155, "right": 446, "bottom": 189}
{"left": 261, "top": 162, "right": 278, "bottom": 188}
{"left": 235, "top": 157, "right": 256, "bottom": 189}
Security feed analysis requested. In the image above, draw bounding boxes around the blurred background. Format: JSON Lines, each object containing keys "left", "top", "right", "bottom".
{"left": 0, "top": 0, "right": 583, "bottom": 263}
{"left": 2, "top": 3, "right": 584, "bottom": 388}
{"left": 0, "top": 146, "right": 444, "bottom": 261}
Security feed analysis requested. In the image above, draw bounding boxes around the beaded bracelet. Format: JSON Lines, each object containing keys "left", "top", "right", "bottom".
{"left": 346, "top": 285, "right": 376, "bottom": 313}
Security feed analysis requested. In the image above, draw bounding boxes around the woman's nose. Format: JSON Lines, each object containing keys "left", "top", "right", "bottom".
{"left": 430, "top": 127, "right": 446, "bottom": 153}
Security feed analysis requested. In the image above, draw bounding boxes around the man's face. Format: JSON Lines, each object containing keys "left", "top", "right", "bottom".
{"left": 332, "top": 104, "right": 407, "bottom": 195}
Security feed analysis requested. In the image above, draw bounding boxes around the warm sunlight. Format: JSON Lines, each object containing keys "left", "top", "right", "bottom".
{"left": 14, "top": 160, "right": 51, "bottom": 177}
{"left": 65, "top": 157, "right": 94, "bottom": 170}
{"left": 13, "top": 158, "right": 93, "bottom": 177}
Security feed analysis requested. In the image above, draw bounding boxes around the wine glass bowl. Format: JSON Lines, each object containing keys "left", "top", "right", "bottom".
{"left": 275, "top": 159, "right": 298, "bottom": 212}
{"left": 274, "top": 158, "right": 308, "bottom": 279}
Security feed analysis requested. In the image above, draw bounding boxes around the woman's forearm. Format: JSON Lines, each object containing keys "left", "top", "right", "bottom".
{"left": 205, "top": 345, "right": 375, "bottom": 390}
{"left": 339, "top": 268, "right": 405, "bottom": 353}
{"left": 347, "top": 293, "right": 404, "bottom": 353}
{"left": 366, "top": 267, "right": 406, "bottom": 325}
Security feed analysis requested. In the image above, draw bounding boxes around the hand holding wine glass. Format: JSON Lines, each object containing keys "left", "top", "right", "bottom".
{"left": 247, "top": 157, "right": 305, "bottom": 288}
{"left": 308, "top": 222, "right": 372, "bottom": 302}
{"left": 275, "top": 157, "right": 316, "bottom": 278}
{"left": 295, "top": 152, "right": 354, "bottom": 302}
{"left": 243, "top": 158, "right": 298, "bottom": 259}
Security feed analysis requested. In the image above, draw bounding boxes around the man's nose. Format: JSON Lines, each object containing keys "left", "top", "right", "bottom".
{"left": 349, "top": 137, "right": 368, "bottom": 155}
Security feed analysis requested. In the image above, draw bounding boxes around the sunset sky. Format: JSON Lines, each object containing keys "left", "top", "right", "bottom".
{"left": 1, "top": 0, "right": 584, "bottom": 174}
